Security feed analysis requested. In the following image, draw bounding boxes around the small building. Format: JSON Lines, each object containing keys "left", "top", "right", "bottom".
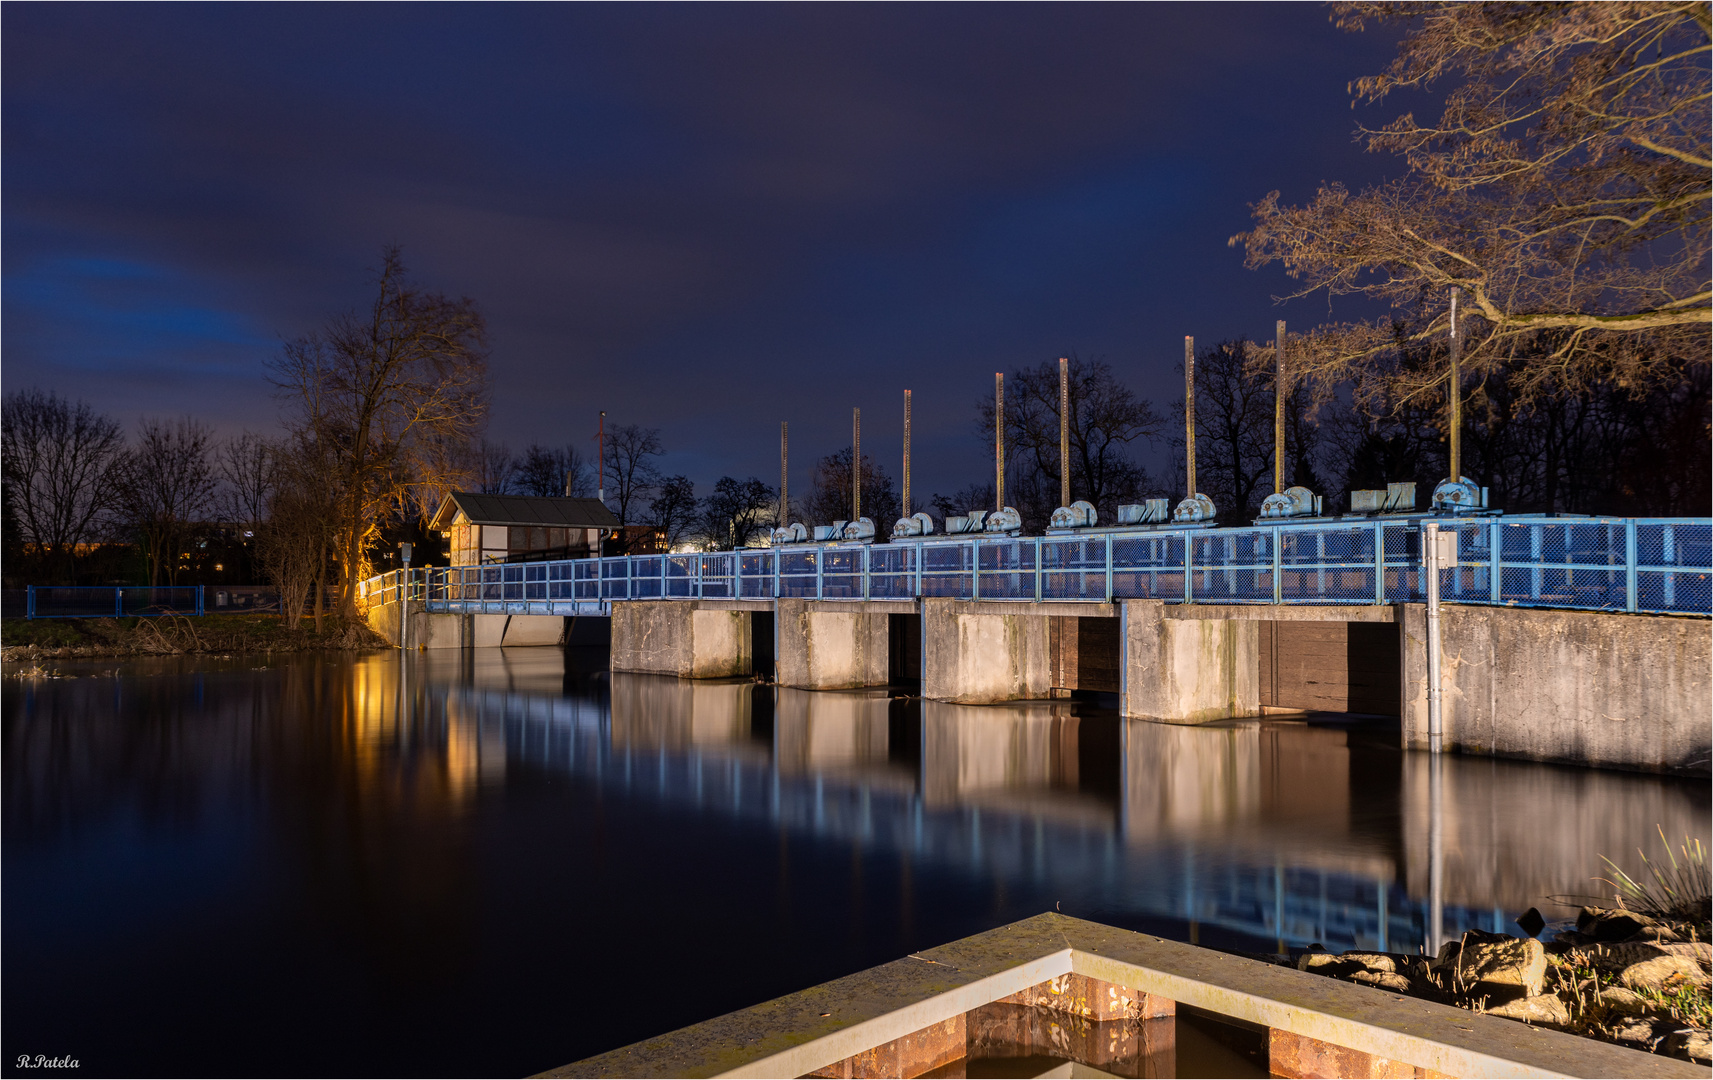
{"left": 429, "top": 492, "right": 621, "bottom": 566}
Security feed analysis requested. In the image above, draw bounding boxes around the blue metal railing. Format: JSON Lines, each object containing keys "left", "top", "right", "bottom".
{"left": 25, "top": 585, "right": 206, "bottom": 619}
{"left": 361, "top": 516, "right": 1712, "bottom": 619}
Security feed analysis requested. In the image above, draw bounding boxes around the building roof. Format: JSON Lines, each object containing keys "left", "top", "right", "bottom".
{"left": 430, "top": 492, "right": 621, "bottom": 532}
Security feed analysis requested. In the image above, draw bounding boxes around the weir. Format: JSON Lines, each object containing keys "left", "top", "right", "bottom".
{"left": 361, "top": 515, "right": 1712, "bottom": 775}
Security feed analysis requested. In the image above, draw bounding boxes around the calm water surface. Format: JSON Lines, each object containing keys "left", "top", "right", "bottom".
{"left": 5, "top": 648, "right": 1707, "bottom": 1077}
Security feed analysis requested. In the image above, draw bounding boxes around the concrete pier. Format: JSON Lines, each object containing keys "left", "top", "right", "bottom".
{"left": 1401, "top": 604, "right": 1711, "bottom": 774}
{"left": 378, "top": 590, "right": 1710, "bottom": 776}
{"left": 774, "top": 598, "right": 898, "bottom": 690}
{"left": 366, "top": 599, "right": 564, "bottom": 648}
{"left": 609, "top": 599, "right": 765, "bottom": 679}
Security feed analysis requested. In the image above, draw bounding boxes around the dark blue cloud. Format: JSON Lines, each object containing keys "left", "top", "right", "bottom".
{"left": 3, "top": 2, "right": 1402, "bottom": 498}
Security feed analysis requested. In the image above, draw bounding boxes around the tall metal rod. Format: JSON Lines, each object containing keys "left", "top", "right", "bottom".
{"left": 995, "top": 373, "right": 1005, "bottom": 510}
{"left": 1274, "top": 320, "right": 1287, "bottom": 495}
{"left": 779, "top": 421, "right": 788, "bottom": 527}
{"left": 1059, "top": 357, "right": 1070, "bottom": 508}
{"left": 1448, "top": 287, "right": 1462, "bottom": 482}
{"left": 1184, "top": 337, "right": 1196, "bottom": 498}
{"left": 597, "top": 410, "right": 606, "bottom": 504}
{"left": 902, "top": 390, "right": 912, "bottom": 516}
{"left": 1425, "top": 520, "right": 1444, "bottom": 754}
{"left": 852, "top": 408, "right": 861, "bottom": 522}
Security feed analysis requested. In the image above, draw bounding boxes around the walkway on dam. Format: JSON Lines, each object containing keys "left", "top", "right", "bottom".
{"left": 366, "top": 515, "right": 1711, "bottom": 618}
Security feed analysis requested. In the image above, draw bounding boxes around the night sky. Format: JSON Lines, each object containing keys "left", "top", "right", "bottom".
{"left": 3, "top": 4, "right": 1405, "bottom": 499}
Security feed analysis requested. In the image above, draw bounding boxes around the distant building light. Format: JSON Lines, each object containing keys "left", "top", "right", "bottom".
{"left": 214, "top": 563, "right": 224, "bottom": 572}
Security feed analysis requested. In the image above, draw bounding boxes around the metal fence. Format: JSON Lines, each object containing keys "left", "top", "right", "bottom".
{"left": 24, "top": 585, "right": 206, "bottom": 619}
{"left": 361, "top": 516, "right": 1711, "bottom": 619}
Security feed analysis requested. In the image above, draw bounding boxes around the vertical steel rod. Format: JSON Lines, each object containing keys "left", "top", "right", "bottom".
{"left": 1425, "top": 520, "right": 1444, "bottom": 754}
{"left": 1274, "top": 320, "right": 1286, "bottom": 494}
{"left": 780, "top": 421, "right": 788, "bottom": 529}
{"left": 995, "top": 373, "right": 1005, "bottom": 510}
{"left": 1184, "top": 336, "right": 1196, "bottom": 498}
{"left": 1059, "top": 357, "right": 1070, "bottom": 509}
{"left": 902, "top": 390, "right": 912, "bottom": 516}
{"left": 1448, "top": 288, "right": 1461, "bottom": 483}
{"left": 852, "top": 407, "right": 861, "bottom": 522}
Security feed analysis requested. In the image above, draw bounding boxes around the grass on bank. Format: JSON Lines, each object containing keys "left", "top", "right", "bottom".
{"left": 0, "top": 611, "right": 387, "bottom": 655}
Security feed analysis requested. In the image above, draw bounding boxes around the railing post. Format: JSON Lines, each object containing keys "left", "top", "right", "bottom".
{"left": 862, "top": 546, "right": 871, "bottom": 601}
{"left": 1625, "top": 520, "right": 1638, "bottom": 612}
{"left": 1273, "top": 528, "right": 1283, "bottom": 604}
{"left": 971, "top": 539, "right": 980, "bottom": 601}
{"left": 914, "top": 542, "right": 924, "bottom": 598}
{"left": 116, "top": 587, "right": 124, "bottom": 618}
{"left": 1183, "top": 531, "right": 1193, "bottom": 603}
{"left": 1374, "top": 522, "right": 1384, "bottom": 604}
{"left": 26, "top": 585, "right": 34, "bottom": 620}
{"left": 197, "top": 585, "right": 205, "bottom": 616}
{"left": 1104, "top": 534, "right": 1114, "bottom": 602}
{"left": 1034, "top": 538, "right": 1043, "bottom": 602}
{"left": 1490, "top": 520, "right": 1502, "bottom": 604}
{"left": 773, "top": 547, "right": 781, "bottom": 599}
{"left": 815, "top": 549, "right": 824, "bottom": 600}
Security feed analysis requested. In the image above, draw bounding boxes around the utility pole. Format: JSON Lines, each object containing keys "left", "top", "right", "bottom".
{"left": 1059, "top": 358, "right": 1070, "bottom": 509}
{"left": 995, "top": 373, "right": 1005, "bottom": 510}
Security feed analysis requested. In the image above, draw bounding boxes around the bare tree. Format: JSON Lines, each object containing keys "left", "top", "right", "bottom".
{"left": 219, "top": 432, "right": 275, "bottom": 533}
{"left": 216, "top": 432, "right": 277, "bottom": 588}
{"left": 602, "top": 424, "right": 663, "bottom": 525}
{"left": 0, "top": 389, "right": 126, "bottom": 583}
{"left": 257, "top": 430, "right": 342, "bottom": 628}
{"left": 514, "top": 443, "right": 591, "bottom": 497}
{"left": 474, "top": 439, "right": 514, "bottom": 495}
{"left": 1232, "top": 2, "right": 1710, "bottom": 413}
{"left": 696, "top": 476, "right": 775, "bottom": 550}
{"left": 118, "top": 416, "right": 220, "bottom": 586}
{"left": 645, "top": 474, "right": 698, "bottom": 549}
{"left": 268, "top": 247, "right": 488, "bottom": 616}
{"left": 803, "top": 447, "right": 899, "bottom": 528}
{"left": 974, "top": 356, "right": 1161, "bottom": 530}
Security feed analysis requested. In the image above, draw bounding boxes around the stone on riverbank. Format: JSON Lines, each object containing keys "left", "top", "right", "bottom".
{"left": 1485, "top": 993, "right": 1570, "bottom": 1028}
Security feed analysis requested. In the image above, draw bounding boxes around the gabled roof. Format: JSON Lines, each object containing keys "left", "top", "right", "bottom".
{"left": 430, "top": 492, "right": 621, "bottom": 532}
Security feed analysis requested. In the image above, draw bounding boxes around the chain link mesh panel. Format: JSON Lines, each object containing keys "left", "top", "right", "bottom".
{"left": 975, "top": 540, "right": 1036, "bottom": 599}
{"left": 919, "top": 542, "right": 972, "bottom": 599}
{"left": 820, "top": 547, "right": 863, "bottom": 599}
{"left": 868, "top": 545, "right": 916, "bottom": 599}
{"left": 1041, "top": 537, "right": 1106, "bottom": 600}
{"left": 1111, "top": 534, "right": 1185, "bottom": 600}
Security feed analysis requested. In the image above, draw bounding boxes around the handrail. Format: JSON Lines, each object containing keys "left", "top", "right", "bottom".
{"left": 360, "top": 516, "right": 1712, "bottom": 619}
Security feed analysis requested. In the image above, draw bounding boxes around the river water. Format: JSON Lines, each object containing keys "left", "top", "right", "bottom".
{"left": 4, "top": 648, "right": 1707, "bottom": 1077}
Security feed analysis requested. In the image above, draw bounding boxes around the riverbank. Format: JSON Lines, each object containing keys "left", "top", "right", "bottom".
{"left": 0, "top": 612, "right": 389, "bottom": 662}
{"left": 1249, "top": 902, "right": 1711, "bottom": 1066}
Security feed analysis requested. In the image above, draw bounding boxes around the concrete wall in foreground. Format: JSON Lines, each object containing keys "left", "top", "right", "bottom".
{"left": 1401, "top": 604, "right": 1711, "bottom": 775}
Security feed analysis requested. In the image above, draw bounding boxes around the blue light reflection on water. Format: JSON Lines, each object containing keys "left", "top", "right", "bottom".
{"left": 3, "top": 649, "right": 1706, "bottom": 1077}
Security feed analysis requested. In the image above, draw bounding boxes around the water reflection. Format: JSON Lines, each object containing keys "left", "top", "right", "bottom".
{"left": 393, "top": 655, "right": 1707, "bottom": 954}
{"left": 5, "top": 649, "right": 1707, "bottom": 1076}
